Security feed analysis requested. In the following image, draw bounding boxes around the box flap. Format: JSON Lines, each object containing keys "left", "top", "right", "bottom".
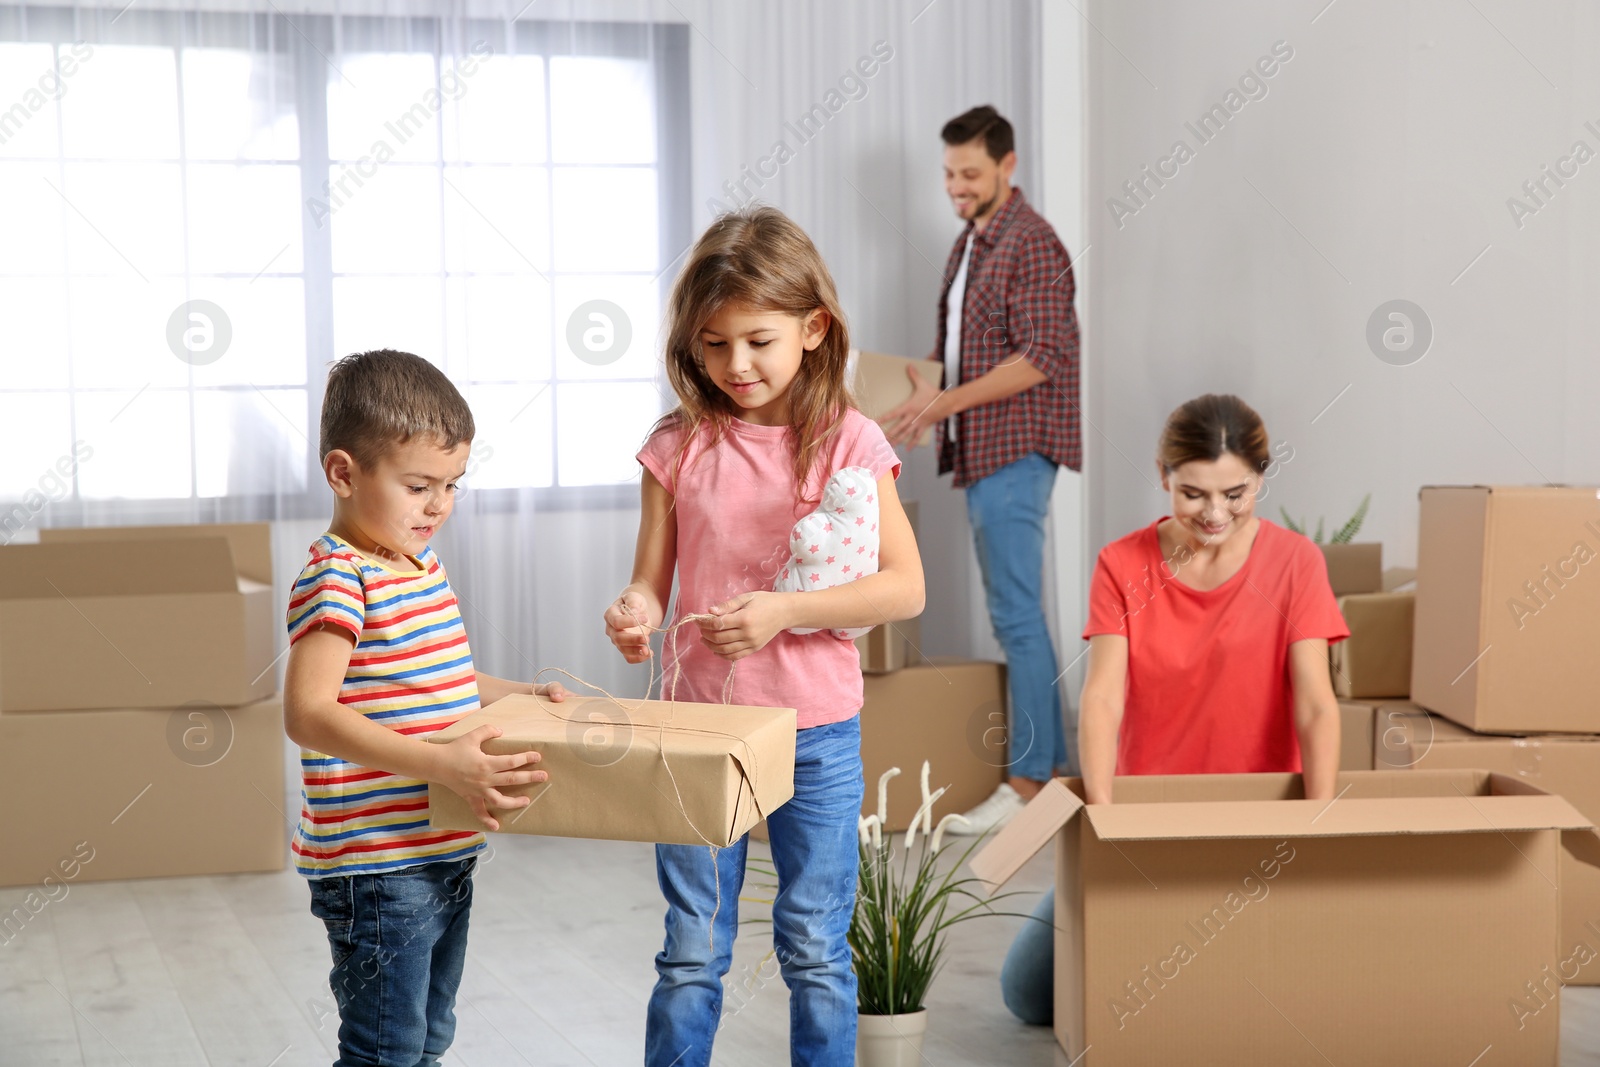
{"left": 1082, "top": 791, "right": 1593, "bottom": 842}
{"left": 41, "top": 522, "right": 273, "bottom": 585}
{"left": 0, "top": 538, "right": 238, "bottom": 598}
{"left": 969, "top": 778, "right": 1083, "bottom": 894}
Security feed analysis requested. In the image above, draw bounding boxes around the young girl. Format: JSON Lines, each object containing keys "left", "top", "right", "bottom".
{"left": 603, "top": 206, "right": 925, "bottom": 1067}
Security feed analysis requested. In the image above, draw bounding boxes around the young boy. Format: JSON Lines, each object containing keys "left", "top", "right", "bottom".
{"left": 284, "top": 349, "right": 564, "bottom": 1065}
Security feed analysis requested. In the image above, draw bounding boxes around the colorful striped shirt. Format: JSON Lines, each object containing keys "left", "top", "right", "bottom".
{"left": 286, "top": 533, "right": 485, "bottom": 878}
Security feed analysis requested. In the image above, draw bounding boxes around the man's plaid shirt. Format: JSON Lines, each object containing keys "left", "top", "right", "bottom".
{"left": 935, "top": 187, "right": 1081, "bottom": 487}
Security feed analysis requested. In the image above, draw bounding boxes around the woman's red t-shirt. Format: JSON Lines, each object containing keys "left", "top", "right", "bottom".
{"left": 1083, "top": 518, "right": 1349, "bottom": 776}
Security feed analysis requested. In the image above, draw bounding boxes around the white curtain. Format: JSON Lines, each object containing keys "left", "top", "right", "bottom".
{"left": 1, "top": 0, "right": 1043, "bottom": 697}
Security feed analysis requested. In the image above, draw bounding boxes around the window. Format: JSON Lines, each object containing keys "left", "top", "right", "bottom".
{"left": 0, "top": 8, "right": 688, "bottom": 530}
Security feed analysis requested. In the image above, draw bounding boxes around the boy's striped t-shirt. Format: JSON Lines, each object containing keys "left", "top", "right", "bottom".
{"left": 286, "top": 533, "right": 486, "bottom": 878}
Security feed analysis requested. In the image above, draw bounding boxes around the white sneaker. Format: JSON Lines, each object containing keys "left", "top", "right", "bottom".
{"left": 945, "top": 783, "right": 1025, "bottom": 836}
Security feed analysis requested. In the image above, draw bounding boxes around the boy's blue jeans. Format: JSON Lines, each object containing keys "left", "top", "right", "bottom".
{"left": 308, "top": 856, "right": 477, "bottom": 1067}
{"left": 966, "top": 451, "right": 1070, "bottom": 782}
{"left": 646, "top": 715, "right": 864, "bottom": 1067}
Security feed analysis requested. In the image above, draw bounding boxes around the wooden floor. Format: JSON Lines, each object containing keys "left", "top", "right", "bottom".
{"left": 5, "top": 832, "right": 1600, "bottom": 1067}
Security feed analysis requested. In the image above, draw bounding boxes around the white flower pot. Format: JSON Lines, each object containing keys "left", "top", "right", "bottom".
{"left": 856, "top": 1009, "right": 928, "bottom": 1067}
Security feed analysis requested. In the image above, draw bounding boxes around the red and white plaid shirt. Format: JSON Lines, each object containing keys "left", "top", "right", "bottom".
{"left": 935, "top": 187, "right": 1081, "bottom": 487}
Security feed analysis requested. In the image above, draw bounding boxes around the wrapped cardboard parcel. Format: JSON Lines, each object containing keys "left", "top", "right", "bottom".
{"left": 0, "top": 526, "right": 276, "bottom": 712}
{"left": 427, "top": 693, "right": 796, "bottom": 846}
{"left": 971, "top": 770, "right": 1600, "bottom": 1065}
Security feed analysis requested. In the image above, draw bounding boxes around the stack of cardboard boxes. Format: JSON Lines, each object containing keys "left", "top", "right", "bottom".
{"left": 1346, "top": 486, "right": 1600, "bottom": 984}
{"left": 0, "top": 523, "right": 286, "bottom": 889}
{"left": 1319, "top": 539, "right": 1414, "bottom": 771}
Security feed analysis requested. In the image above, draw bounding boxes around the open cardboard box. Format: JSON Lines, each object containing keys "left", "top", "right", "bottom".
{"left": 0, "top": 523, "right": 276, "bottom": 712}
{"left": 850, "top": 350, "right": 944, "bottom": 448}
{"left": 426, "top": 693, "right": 796, "bottom": 847}
{"left": 972, "top": 769, "right": 1600, "bottom": 1065}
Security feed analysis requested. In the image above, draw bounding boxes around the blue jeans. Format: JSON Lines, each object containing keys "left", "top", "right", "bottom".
{"left": 646, "top": 715, "right": 864, "bottom": 1067}
{"left": 1000, "top": 888, "right": 1055, "bottom": 1026}
{"left": 966, "top": 452, "right": 1069, "bottom": 781}
{"left": 308, "top": 857, "right": 477, "bottom": 1067}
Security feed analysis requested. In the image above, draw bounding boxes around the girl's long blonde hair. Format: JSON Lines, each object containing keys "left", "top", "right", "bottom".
{"left": 655, "top": 205, "right": 854, "bottom": 504}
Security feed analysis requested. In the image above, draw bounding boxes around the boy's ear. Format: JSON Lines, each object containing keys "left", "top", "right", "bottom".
{"left": 802, "top": 308, "right": 831, "bottom": 352}
{"left": 324, "top": 449, "right": 358, "bottom": 498}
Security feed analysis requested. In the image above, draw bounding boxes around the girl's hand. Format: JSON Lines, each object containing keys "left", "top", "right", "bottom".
{"left": 605, "top": 591, "right": 654, "bottom": 664}
{"left": 698, "top": 592, "right": 791, "bottom": 661}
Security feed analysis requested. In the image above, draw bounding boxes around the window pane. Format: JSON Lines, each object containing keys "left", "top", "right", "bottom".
{"left": 549, "top": 56, "right": 654, "bottom": 165}
{"left": 443, "top": 165, "right": 549, "bottom": 274}
{"left": 194, "top": 388, "right": 308, "bottom": 497}
{"left": 445, "top": 275, "right": 552, "bottom": 382}
{"left": 62, "top": 162, "right": 186, "bottom": 277}
{"left": 329, "top": 164, "right": 441, "bottom": 274}
{"left": 75, "top": 389, "right": 192, "bottom": 500}
{"left": 467, "top": 384, "right": 552, "bottom": 489}
{"left": 0, "top": 392, "right": 73, "bottom": 503}
{"left": 551, "top": 167, "right": 657, "bottom": 273}
{"left": 0, "top": 43, "right": 64, "bottom": 160}
{"left": 187, "top": 163, "right": 304, "bottom": 275}
{"left": 332, "top": 276, "right": 444, "bottom": 361}
{"left": 0, "top": 162, "right": 66, "bottom": 274}
{"left": 188, "top": 278, "right": 307, "bottom": 388}
{"left": 556, "top": 381, "right": 662, "bottom": 486}
{"left": 327, "top": 54, "right": 440, "bottom": 165}
{"left": 442, "top": 54, "right": 545, "bottom": 164}
{"left": 552, "top": 275, "right": 660, "bottom": 382}
{"left": 182, "top": 48, "right": 299, "bottom": 161}
{"left": 60, "top": 45, "right": 179, "bottom": 159}
{"left": 70, "top": 277, "right": 189, "bottom": 391}
{"left": 0, "top": 278, "right": 71, "bottom": 390}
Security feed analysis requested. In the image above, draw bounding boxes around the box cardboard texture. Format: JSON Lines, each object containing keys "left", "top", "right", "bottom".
{"left": 426, "top": 693, "right": 796, "bottom": 846}
{"left": 1377, "top": 702, "right": 1600, "bottom": 985}
{"left": 1331, "top": 592, "right": 1414, "bottom": 699}
{"left": 857, "top": 500, "right": 922, "bottom": 673}
{"left": 972, "top": 770, "right": 1598, "bottom": 1065}
{"left": 0, "top": 697, "right": 287, "bottom": 888}
{"left": 0, "top": 526, "right": 276, "bottom": 712}
{"left": 850, "top": 350, "right": 944, "bottom": 448}
{"left": 1336, "top": 701, "right": 1375, "bottom": 770}
{"left": 1412, "top": 486, "right": 1600, "bottom": 733}
{"left": 1319, "top": 541, "right": 1382, "bottom": 595}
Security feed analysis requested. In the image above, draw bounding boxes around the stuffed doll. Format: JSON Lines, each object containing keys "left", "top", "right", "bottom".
{"left": 774, "top": 465, "right": 880, "bottom": 638}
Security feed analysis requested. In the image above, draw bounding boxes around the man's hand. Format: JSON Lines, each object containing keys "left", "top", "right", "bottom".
{"left": 698, "top": 592, "right": 791, "bottom": 662}
{"left": 878, "top": 363, "right": 952, "bottom": 447}
{"left": 433, "top": 724, "right": 548, "bottom": 832}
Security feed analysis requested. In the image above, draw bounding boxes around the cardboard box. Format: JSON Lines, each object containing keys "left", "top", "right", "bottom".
{"left": 1330, "top": 591, "right": 1413, "bottom": 699}
{"left": 40, "top": 522, "right": 275, "bottom": 585}
{"left": 0, "top": 698, "right": 287, "bottom": 888}
{"left": 1376, "top": 702, "right": 1600, "bottom": 985}
{"left": 850, "top": 350, "right": 944, "bottom": 448}
{"left": 1412, "top": 485, "right": 1600, "bottom": 733}
{"left": 857, "top": 500, "right": 922, "bottom": 673}
{"left": 1337, "top": 700, "right": 1375, "bottom": 770}
{"left": 0, "top": 528, "right": 276, "bottom": 712}
{"left": 972, "top": 769, "right": 1597, "bottom": 1064}
{"left": 1319, "top": 541, "right": 1382, "bottom": 595}
{"left": 426, "top": 693, "right": 795, "bottom": 847}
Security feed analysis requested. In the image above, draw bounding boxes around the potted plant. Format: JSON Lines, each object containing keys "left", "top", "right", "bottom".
{"left": 849, "top": 763, "right": 1040, "bottom": 1066}
{"left": 1282, "top": 493, "right": 1383, "bottom": 595}
{"left": 1280, "top": 491, "right": 1370, "bottom": 544}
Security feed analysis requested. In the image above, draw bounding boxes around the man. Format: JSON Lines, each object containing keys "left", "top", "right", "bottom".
{"left": 880, "top": 105, "right": 1080, "bottom": 833}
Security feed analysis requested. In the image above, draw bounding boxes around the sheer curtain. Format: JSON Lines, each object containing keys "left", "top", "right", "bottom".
{"left": 0, "top": 0, "right": 1042, "bottom": 698}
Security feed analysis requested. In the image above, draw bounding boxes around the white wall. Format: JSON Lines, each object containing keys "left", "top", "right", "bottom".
{"left": 1084, "top": 0, "right": 1600, "bottom": 562}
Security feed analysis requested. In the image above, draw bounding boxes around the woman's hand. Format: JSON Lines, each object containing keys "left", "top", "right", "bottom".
{"left": 604, "top": 590, "right": 655, "bottom": 664}
{"left": 698, "top": 592, "right": 792, "bottom": 661}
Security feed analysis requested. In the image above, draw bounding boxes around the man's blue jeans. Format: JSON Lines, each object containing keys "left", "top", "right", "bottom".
{"left": 966, "top": 452, "right": 1069, "bottom": 782}
{"left": 646, "top": 715, "right": 864, "bottom": 1067}
{"left": 308, "top": 856, "right": 477, "bottom": 1067}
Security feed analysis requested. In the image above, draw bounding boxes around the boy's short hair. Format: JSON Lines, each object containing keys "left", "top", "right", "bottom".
{"left": 319, "top": 349, "right": 475, "bottom": 469}
{"left": 941, "top": 105, "right": 1014, "bottom": 162}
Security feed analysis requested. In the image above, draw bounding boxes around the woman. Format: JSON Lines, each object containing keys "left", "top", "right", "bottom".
{"left": 999, "top": 393, "right": 1347, "bottom": 1026}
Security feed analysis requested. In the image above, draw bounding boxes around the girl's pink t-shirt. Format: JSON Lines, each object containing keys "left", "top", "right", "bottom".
{"left": 637, "top": 408, "right": 901, "bottom": 729}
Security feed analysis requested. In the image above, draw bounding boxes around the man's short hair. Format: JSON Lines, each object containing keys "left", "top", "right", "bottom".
{"left": 941, "top": 105, "right": 1014, "bottom": 162}
{"left": 319, "top": 349, "right": 474, "bottom": 469}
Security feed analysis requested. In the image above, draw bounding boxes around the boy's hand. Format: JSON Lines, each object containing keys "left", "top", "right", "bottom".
{"left": 434, "top": 724, "right": 548, "bottom": 832}
{"left": 536, "top": 681, "right": 572, "bottom": 702}
{"left": 699, "top": 592, "right": 790, "bottom": 662}
{"left": 605, "top": 591, "right": 654, "bottom": 664}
